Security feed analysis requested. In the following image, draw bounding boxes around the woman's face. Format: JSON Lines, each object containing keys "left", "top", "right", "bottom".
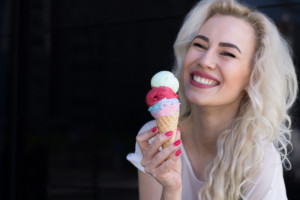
{"left": 182, "top": 14, "right": 255, "bottom": 108}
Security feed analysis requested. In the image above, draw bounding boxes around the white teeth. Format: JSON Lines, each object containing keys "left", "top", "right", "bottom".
{"left": 193, "top": 75, "right": 217, "bottom": 86}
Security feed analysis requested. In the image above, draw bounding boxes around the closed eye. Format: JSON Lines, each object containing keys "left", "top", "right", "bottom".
{"left": 193, "top": 42, "right": 207, "bottom": 50}
{"left": 221, "top": 52, "right": 236, "bottom": 58}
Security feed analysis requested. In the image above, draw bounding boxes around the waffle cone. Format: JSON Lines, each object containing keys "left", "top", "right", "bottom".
{"left": 156, "top": 111, "right": 179, "bottom": 148}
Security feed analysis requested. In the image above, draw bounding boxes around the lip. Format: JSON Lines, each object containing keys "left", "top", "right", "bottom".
{"left": 190, "top": 71, "right": 220, "bottom": 88}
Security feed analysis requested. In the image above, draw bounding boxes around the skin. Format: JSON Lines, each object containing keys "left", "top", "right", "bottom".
{"left": 137, "top": 128, "right": 182, "bottom": 200}
{"left": 137, "top": 14, "right": 256, "bottom": 200}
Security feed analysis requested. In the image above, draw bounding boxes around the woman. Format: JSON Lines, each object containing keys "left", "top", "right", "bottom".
{"left": 127, "top": 0, "right": 298, "bottom": 199}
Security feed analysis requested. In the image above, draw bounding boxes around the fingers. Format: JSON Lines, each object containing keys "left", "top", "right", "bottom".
{"left": 141, "top": 130, "right": 174, "bottom": 165}
{"left": 138, "top": 127, "right": 182, "bottom": 189}
{"left": 138, "top": 126, "right": 182, "bottom": 170}
{"left": 175, "top": 128, "right": 181, "bottom": 142}
{"left": 151, "top": 149, "right": 182, "bottom": 177}
{"left": 143, "top": 135, "right": 182, "bottom": 175}
{"left": 136, "top": 126, "right": 158, "bottom": 152}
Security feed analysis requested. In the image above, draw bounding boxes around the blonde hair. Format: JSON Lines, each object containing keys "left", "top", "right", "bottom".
{"left": 172, "top": 0, "right": 298, "bottom": 199}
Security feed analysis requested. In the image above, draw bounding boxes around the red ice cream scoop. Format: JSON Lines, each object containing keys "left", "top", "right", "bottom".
{"left": 146, "top": 86, "right": 178, "bottom": 107}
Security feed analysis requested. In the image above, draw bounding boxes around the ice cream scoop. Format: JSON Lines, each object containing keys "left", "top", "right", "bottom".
{"left": 151, "top": 71, "right": 179, "bottom": 93}
{"left": 148, "top": 98, "right": 180, "bottom": 118}
{"left": 145, "top": 86, "right": 178, "bottom": 107}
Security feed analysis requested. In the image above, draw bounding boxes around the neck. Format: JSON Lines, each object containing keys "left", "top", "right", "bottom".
{"left": 182, "top": 100, "right": 242, "bottom": 156}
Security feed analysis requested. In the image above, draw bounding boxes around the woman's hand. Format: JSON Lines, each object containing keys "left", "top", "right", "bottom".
{"left": 136, "top": 126, "right": 182, "bottom": 194}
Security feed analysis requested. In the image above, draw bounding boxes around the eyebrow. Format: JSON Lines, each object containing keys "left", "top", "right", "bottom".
{"left": 194, "top": 35, "right": 209, "bottom": 42}
{"left": 194, "top": 35, "right": 242, "bottom": 54}
{"left": 219, "top": 42, "right": 241, "bottom": 54}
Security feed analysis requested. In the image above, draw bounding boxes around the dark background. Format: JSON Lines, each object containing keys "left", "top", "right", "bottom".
{"left": 0, "top": 0, "right": 300, "bottom": 199}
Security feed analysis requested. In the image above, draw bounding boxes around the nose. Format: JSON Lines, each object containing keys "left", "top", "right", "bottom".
{"left": 198, "top": 50, "right": 216, "bottom": 70}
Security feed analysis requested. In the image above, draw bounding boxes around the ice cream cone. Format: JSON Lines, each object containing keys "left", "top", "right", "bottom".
{"left": 156, "top": 110, "right": 179, "bottom": 148}
{"left": 146, "top": 71, "right": 180, "bottom": 149}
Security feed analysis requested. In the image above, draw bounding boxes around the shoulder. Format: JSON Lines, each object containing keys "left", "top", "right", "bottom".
{"left": 263, "top": 143, "right": 282, "bottom": 168}
{"left": 257, "top": 143, "right": 283, "bottom": 182}
{"left": 245, "top": 143, "right": 287, "bottom": 199}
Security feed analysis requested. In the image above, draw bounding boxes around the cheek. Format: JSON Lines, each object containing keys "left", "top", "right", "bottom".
{"left": 182, "top": 54, "right": 192, "bottom": 83}
{"left": 224, "top": 66, "right": 250, "bottom": 91}
{"left": 183, "top": 49, "right": 200, "bottom": 75}
{"left": 182, "top": 73, "right": 190, "bottom": 93}
{"left": 183, "top": 48, "right": 200, "bottom": 67}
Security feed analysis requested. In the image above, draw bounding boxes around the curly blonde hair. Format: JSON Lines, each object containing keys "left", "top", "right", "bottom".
{"left": 172, "top": 0, "right": 298, "bottom": 199}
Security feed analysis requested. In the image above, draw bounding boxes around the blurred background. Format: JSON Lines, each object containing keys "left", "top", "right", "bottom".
{"left": 0, "top": 0, "right": 300, "bottom": 199}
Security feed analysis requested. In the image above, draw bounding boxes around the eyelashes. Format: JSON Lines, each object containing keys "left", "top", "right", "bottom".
{"left": 193, "top": 42, "right": 206, "bottom": 49}
{"left": 220, "top": 52, "right": 236, "bottom": 58}
{"left": 193, "top": 42, "right": 236, "bottom": 58}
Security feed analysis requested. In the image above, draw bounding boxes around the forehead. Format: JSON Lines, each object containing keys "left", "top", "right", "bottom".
{"left": 198, "top": 14, "right": 255, "bottom": 53}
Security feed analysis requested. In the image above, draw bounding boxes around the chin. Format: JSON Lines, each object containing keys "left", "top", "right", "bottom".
{"left": 184, "top": 91, "right": 210, "bottom": 106}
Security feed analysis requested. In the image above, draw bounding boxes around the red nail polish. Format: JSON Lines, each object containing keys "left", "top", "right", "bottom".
{"left": 175, "top": 149, "right": 182, "bottom": 157}
{"left": 165, "top": 131, "right": 173, "bottom": 137}
{"left": 177, "top": 127, "right": 181, "bottom": 131}
{"left": 174, "top": 139, "right": 181, "bottom": 146}
{"left": 152, "top": 126, "right": 158, "bottom": 133}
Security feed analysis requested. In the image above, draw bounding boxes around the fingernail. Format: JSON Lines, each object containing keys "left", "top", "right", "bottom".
{"left": 177, "top": 127, "right": 181, "bottom": 131}
{"left": 175, "top": 149, "right": 182, "bottom": 157}
{"left": 152, "top": 126, "right": 158, "bottom": 133}
{"left": 165, "top": 131, "right": 173, "bottom": 137}
{"left": 174, "top": 139, "right": 181, "bottom": 146}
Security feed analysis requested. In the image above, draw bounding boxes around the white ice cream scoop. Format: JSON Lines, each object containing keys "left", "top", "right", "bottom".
{"left": 151, "top": 71, "right": 179, "bottom": 93}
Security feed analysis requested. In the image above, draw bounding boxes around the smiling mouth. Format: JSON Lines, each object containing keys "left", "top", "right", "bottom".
{"left": 192, "top": 74, "right": 219, "bottom": 86}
